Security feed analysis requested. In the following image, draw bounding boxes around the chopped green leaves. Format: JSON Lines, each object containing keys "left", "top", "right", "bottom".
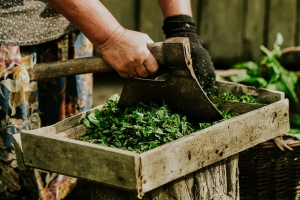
{"left": 211, "top": 92, "right": 268, "bottom": 104}
{"left": 78, "top": 94, "right": 235, "bottom": 153}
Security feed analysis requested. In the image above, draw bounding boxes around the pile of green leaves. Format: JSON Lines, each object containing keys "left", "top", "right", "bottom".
{"left": 227, "top": 33, "right": 298, "bottom": 103}
{"left": 78, "top": 94, "right": 234, "bottom": 153}
{"left": 211, "top": 92, "right": 268, "bottom": 104}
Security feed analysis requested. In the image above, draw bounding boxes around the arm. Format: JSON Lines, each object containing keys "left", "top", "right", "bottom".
{"left": 157, "top": 0, "right": 217, "bottom": 95}
{"left": 157, "top": 0, "right": 192, "bottom": 18}
{"left": 47, "top": 0, "right": 158, "bottom": 78}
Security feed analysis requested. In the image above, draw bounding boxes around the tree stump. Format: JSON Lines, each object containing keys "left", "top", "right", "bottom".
{"left": 90, "top": 154, "right": 239, "bottom": 200}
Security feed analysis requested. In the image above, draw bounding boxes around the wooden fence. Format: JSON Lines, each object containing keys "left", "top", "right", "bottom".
{"left": 99, "top": 0, "right": 300, "bottom": 69}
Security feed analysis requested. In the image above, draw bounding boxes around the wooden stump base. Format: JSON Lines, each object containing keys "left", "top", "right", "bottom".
{"left": 90, "top": 154, "right": 239, "bottom": 200}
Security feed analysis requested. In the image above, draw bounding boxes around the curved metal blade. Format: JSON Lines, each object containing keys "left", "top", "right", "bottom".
{"left": 118, "top": 74, "right": 223, "bottom": 122}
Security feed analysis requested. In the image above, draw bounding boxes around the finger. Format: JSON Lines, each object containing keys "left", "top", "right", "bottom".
{"left": 117, "top": 71, "right": 130, "bottom": 78}
{"left": 135, "top": 65, "right": 149, "bottom": 78}
{"left": 143, "top": 53, "right": 159, "bottom": 75}
{"left": 127, "top": 68, "right": 139, "bottom": 78}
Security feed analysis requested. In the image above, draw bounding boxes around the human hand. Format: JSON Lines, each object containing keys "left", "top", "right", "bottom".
{"left": 162, "top": 15, "right": 216, "bottom": 95}
{"left": 98, "top": 26, "right": 159, "bottom": 78}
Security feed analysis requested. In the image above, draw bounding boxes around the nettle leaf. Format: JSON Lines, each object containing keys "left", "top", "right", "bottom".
{"left": 83, "top": 118, "right": 93, "bottom": 128}
{"left": 121, "top": 121, "right": 132, "bottom": 129}
{"left": 149, "top": 141, "right": 158, "bottom": 149}
{"left": 156, "top": 108, "right": 167, "bottom": 118}
{"left": 134, "top": 111, "right": 144, "bottom": 122}
{"left": 154, "top": 127, "right": 163, "bottom": 134}
{"left": 142, "top": 128, "right": 152, "bottom": 137}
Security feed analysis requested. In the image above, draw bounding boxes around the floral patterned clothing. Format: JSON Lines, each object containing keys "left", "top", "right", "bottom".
{"left": 0, "top": 32, "right": 93, "bottom": 199}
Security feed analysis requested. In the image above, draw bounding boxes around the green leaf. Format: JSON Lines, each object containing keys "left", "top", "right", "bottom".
{"left": 149, "top": 141, "right": 158, "bottom": 149}
{"left": 142, "top": 128, "right": 152, "bottom": 137}
{"left": 273, "top": 33, "right": 283, "bottom": 58}
{"left": 233, "top": 61, "right": 259, "bottom": 74}
{"left": 290, "top": 114, "right": 300, "bottom": 128}
{"left": 228, "top": 71, "right": 251, "bottom": 83}
{"left": 83, "top": 118, "right": 93, "bottom": 128}
{"left": 86, "top": 111, "right": 100, "bottom": 127}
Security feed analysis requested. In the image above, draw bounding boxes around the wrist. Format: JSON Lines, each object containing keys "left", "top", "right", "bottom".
{"left": 162, "top": 14, "right": 197, "bottom": 39}
{"left": 157, "top": 0, "right": 192, "bottom": 18}
{"left": 97, "top": 25, "right": 126, "bottom": 51}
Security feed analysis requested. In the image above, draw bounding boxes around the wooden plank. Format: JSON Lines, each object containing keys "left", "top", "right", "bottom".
{"left": 215, "top": 80, "right": 285, "bottom": 103}
{"left": 101, "top": 0, "right": 137, "bottom": 30}
{"left": 226, "top": 154, "right": 239, "bottom": 199}
{"left": 139, "top": 1, "right": 165, "bottom": 42}
{"left": 21, "top": 132, "right": 141, "bottom": 191}
{"left": 244, "top": 0, "right": 266, "bottom": 61}
{"left": 267, "top": 0, "right": 297, "bottom": 49}
{"left": 216, "top": 69, "right": 247, "bottom": 77}
{"left": 139, "top": 99, "right": 289, "bottom": 193}
{"left": 55, "top": 124, "right": 87, "bottom": 139}
{"left": 199, "top": 0, "right": 244, "bottom": 66}
{"left": 52, "top": 105, "right": 103, "bottom": 133}
{"left": 12, "top": 134, "right": 26, "bottom": 170}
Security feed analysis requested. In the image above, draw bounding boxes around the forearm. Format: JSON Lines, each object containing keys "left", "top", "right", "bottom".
{"left": 157, "top": 0, "right": 192, "bottom": 18}
{"left": 47, "top": 0, "right": 122, "bottom": 48}
{"left": 47, "top": 0, "right": 158, "bottom": 78}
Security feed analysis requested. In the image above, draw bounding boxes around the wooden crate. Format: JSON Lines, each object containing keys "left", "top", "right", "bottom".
{"left": 16, "top": 81, "right": 289, "bottom": 198}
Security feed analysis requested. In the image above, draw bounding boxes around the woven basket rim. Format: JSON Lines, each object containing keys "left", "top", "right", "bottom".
{"left": 255, "top": 136, "right": 300, "bottom": 151}
{"left": 281, "top": 46, "right": 300, "bottom": 56}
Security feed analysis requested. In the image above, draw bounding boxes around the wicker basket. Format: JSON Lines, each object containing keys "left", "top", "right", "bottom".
{"left": 239, "top": 137, "right": 300, "bottom": 200}
{"left": 239, "top": 47, "right": 300, "bottom": 200}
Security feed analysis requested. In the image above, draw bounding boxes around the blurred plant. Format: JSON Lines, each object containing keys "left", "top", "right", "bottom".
{"left": 288, "top": 114, "right": 300, "bottom": 140}
{"left": 228, "top": 33, "right": 299, "bottom": 103}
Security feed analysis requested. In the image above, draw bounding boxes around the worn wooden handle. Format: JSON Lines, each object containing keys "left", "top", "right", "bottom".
{"left": 32, "top": 42, "right": 165, "bottom": 80}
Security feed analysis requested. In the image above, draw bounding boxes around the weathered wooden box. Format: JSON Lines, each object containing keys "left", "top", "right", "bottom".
{"left": 18, "top": 81, "right": 289, "bottom": 197}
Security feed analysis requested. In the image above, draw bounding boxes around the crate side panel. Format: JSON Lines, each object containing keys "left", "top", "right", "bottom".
{"left": 52, "top": 105, "right": 103, "bottom": 133}
{"left": 21, "top": 134, "right": 140, "bottom": 190}
{"left": 140, "top": 99, "right": 289, "bottom": 193}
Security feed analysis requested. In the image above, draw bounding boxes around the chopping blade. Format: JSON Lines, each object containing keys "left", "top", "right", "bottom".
{"left": 118, "top": 37, "right": 223, "bottom": 122}
{"left": 32, "top": 37, "right": 223, "bottom": 122}
{"left": 118, "top": 71, "right": 222, "bottom": 122}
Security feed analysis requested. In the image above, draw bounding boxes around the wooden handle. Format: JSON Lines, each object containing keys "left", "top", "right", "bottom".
{"left": 32, "top": 42, "right": 165, "bottom": 80}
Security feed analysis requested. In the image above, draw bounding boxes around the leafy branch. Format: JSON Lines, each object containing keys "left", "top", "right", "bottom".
{"left": 228, "top": 33, "right": 298, "bottom": 103}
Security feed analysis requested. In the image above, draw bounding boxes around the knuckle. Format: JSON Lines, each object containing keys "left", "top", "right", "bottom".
{"left": 136, "top": 47, "right": 149, "bottom": 57}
